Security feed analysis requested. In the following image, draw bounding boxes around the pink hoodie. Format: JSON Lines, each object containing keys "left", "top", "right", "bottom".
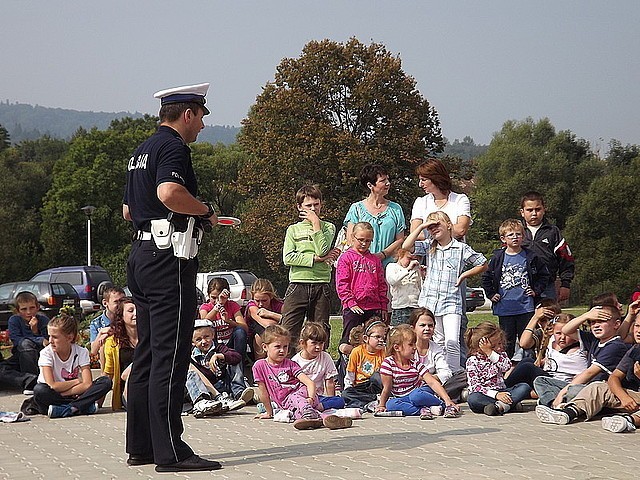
{"left": 336, "top": 248, "right": 388, "bottom": 311}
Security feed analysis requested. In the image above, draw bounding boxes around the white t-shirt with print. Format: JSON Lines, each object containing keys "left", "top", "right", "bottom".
{"left": 37, "top": 343, "right": 90, "bottom": 384}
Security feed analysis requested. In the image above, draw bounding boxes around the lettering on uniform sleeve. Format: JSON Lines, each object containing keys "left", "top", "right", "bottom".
{"left": 171, "top": 172, "right": 185, "bottom": 183}
{"left": 127, "top": 153, "right": 149, "bottom": 171}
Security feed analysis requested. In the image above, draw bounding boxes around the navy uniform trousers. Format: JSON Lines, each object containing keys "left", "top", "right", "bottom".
{"left": 126, "top": 238, "right": 198, "bottom": 465}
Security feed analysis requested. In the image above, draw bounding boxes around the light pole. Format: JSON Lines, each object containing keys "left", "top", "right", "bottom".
{"left": 81, "top": 205, "right": 96, "bottom": 266}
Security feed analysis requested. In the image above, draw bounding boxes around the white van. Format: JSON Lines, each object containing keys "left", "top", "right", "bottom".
{"left": 196, "top": 270, "right": 258, "bottom": 308}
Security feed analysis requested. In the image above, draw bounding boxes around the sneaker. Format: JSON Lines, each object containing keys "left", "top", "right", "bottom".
{"left": 363, "top": 400, "right": 379, "bottom": 413}
{"left": 443, "top": 405, "right": 461, "bottom": 418}
{"left": 419, "top": 407, "right": 434, "bottom": 420}
{"left": 193, "top": 399, "right": 223, "bottom": 418}
{"left": 222, "top": 399, "right": 245, "bottom": 412}
{"left": 22, "top": 389, "right": 35, "bottom": 396}
{"left": 322, "top": 414, "right": 352, "bottom": 430}
{"left": 430, "top": 405, "right": 444, "bottom": 416}
{"left": 48, "top": 404, "right": 73, "bottom": 418}
{"left": 602, "top": 416, "right": 636, "bottom": 433}
{"left": 293, "top": 418, "right": 324, "bottom": 430}
{"left": 535, "top": 405, "right": 569, "bottom": 425}
{"left": 239, "top": 387, "right": 255, "bottom": 405}
{"left": 483, "top": 403, "right": 503, "bottom": 416}
{"left": 84, "top": 402, "right": 99, "bottom": 415}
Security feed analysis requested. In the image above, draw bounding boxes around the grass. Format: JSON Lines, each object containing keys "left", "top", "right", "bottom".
{"left": 326, "top": 306, "right": 590, "bottom": 359}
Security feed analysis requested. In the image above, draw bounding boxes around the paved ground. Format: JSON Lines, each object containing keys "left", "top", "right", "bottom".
{"left": 0, "top": 391, "right": 636, "bottom": 480}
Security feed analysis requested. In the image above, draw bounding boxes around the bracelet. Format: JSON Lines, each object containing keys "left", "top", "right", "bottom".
{"left": 524, "top": 328, "right": 535, "bottom": 334}
{"left": 381, "top": 251, "right": 387, "bottom": 259}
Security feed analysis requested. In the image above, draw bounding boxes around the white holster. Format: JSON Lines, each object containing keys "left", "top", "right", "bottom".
{"left": 171, "top": 217, "right": 203, "bottom": 259}
{"left": 150, "top": 219, "right": 174, "bottom": 249}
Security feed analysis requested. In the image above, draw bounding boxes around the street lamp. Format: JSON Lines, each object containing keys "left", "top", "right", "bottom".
{"left": 81, "top": 205, "right": 96, "bottom": 266}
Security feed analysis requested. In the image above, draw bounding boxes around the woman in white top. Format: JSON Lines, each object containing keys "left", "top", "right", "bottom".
{"left": 410, "top": 158, "right": 473, "bottom": 370}
{"left": 410, "top": 158, "right": 472, "bottom": 242}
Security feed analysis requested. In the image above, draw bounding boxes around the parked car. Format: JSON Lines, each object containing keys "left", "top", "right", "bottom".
{"left": 196, "top": 270, "right": 258, "bottom": 308}
{"left": 123, "top": 286, "right": 207, "bottom": 307}
{"left": 30, "top": 266, "right": 113, "bottom": 314}
{"left": 0, "top": 281, "right": 81, "bottom": 329}
{"left": 465, "top": 287, "right": 486, "bottom": 312}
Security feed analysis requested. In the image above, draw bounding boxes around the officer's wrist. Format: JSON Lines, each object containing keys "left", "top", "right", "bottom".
{"left": 200, "top": 202, "right": 215, "bottom": 218}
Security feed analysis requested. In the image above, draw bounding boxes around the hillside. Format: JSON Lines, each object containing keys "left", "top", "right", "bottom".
{"left": 0, "top": 101, "right": 240, "bottom": 145}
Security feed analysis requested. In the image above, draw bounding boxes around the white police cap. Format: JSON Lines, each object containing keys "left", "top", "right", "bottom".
{"left": 194, "top": 319, "right": 214, "bottom": 329}
{"left": 153, "top": 83, "right": 210, "bottom": 115}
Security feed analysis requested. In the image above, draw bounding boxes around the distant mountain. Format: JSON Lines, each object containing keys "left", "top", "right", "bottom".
{"left": 0, "top": 101, "right": 240, "bottom": 145}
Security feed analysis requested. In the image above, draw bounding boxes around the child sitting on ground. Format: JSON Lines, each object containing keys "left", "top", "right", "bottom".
{"left": 189, "top": 319, "right": 252, "bottom": 413}
{"left": 90, "top": 285, "right": 125, "bottom": 369}
{"left": 292, "top": 322, "right": 344, "bottom": 410}
{"left": 33, "top": 308, "right": 112, "bottom": 418}
{"left": 7, "top": 291, "right": 49, "bottom": 376}
{"left": 244, "top": 279, "right": 283, "bottom": 359}
{"left": 465, "top": 322, "right": 531, "bottom": 416}
{"left": 385, "top": 248, "right": 423, "bottom": 326}
{"left": 252, "top": 325, "right": 351, "bottom": 430}
{"left": 534, "top": 300, "right": 629, "bottom": 408}
{"left": 342, "top": 317, "right": 388, "bottom": 410}
{"left": 411, "top": 308, "right": 467, "bottom": 403}
{"left": 535, "top": 316, "right": 640, "bottom": 432}
{"left": 377, "top": 324, "right": 460, "bottom": 419}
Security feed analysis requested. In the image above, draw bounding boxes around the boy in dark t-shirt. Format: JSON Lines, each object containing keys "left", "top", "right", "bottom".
{"left": 534, "top": 304, "right": 629, "bottom": 422}
{"left": 534, "top": 317, "right": 640, "bottom": 431}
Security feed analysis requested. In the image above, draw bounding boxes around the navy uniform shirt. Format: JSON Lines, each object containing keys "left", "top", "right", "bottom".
{"left": 124, "top": 125, "right": 198, "bottom": 231}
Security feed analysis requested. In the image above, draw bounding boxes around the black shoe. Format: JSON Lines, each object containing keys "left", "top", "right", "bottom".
{"left": 155, "top": 454, "right": 222, "bottom": 472}
{"left": 127, "top": 454, "right": 155, "bottom": 466}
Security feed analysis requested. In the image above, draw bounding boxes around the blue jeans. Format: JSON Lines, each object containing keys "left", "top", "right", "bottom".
{"left": 386, "top": 385, "right": 445, "bottom": 416}
{"left": 533, "top": 376, "right": 586, "bottom": 407}
{"left": 467, "top": 382, "right": 531, "bottom": 413}
{"left": 505, "top": 357, "right": 546, "bottom": 389}
{"left": 227, "top": 326, "right": 248, "bottom": 358}
{"left": 185, "top": 370, "right": 211, "bottom": 403}
{"left": 33, "top": 375, "right": 112, "bottom": 414}
{"left": 319, "top": 395, "right": 345, "bottom": 410}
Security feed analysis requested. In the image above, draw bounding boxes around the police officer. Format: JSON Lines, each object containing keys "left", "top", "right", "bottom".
{"left": 123, "top": 83, "right": 220, "bottom": 473}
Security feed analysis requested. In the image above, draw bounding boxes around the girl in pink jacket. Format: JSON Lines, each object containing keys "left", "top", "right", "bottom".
{"left": 336, "top": 222, "right": 389, "bottom": 349}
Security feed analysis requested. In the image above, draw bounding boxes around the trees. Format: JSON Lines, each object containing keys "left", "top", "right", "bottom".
{"left": 564, "top": 144, "right": 640, "bottom": 301}
{"left": 39, "top": 116, "right": 158, "bottom": 280}
{"left": 470, "top": 118, "right": 594, "bottom": 252}
{"left": 0, "top": 136, "right": 68, "bottom": 282}
{"left": 238, "top": 38, "right": 444, "bottom": 272}
{"left": 0, "top": 124, "right": 10, "bottom": 151}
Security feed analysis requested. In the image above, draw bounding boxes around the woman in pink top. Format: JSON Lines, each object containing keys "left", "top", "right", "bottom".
{"left": 336, "top": 222, "right": 388, "bottom": 348}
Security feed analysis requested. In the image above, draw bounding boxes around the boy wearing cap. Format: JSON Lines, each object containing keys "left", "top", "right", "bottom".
{"left": 123, "top": 83, "right": 220, "bottom": 472}
{"left": 189, "top": 319, "right": 253, "bottom": 410}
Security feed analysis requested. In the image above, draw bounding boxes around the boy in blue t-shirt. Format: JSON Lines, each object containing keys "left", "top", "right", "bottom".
{"left": 482, "top": 219, "right": 550, "bottom": 359}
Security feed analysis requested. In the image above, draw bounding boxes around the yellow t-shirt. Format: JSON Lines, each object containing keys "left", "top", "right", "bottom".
{"left": 346, "top": 344, "right": 385, "bottom": 384}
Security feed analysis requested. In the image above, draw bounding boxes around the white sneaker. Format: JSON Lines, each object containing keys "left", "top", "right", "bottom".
{"left": 535, "top": 405, "right": 569, "bottom": 425}
{"left": 193, "top": 399, "right": 223, "bottom": 418}
{"left": 602, "top": 416, "right": 636, "bottom": 433}
{"left": 222, "top": 398, "right": 245, "bottom": 412}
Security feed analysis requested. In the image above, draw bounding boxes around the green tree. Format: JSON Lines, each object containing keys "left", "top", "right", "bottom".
{"left": 0, "top": 124, "right": 10, "bottom": 151}
{"left": 0, "top": 136, "right": 68, "bottom": 282}
{"left": 238, "top": 37, "right": 444, "bottom": 273}
{"left": 470, "top": 118, "right": 595, "bottom": 253}
{"left": 39, "top": 116, "right": 158, "bottom": 276}
{"left": 564, "top": 147, "right": 640, "bottom": 301}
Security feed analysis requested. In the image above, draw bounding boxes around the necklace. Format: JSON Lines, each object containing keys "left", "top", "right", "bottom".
{"left": 434, "top": 197, "right": 448, "bottom": 208}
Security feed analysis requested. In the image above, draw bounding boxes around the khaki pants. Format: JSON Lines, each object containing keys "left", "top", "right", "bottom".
{"left": 571, "top": 381, "right": 640, "bottom": 420}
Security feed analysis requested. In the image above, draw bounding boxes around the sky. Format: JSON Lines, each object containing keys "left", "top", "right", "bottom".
{"left": 2, "top": 1, "right": 639, "bottom": 150}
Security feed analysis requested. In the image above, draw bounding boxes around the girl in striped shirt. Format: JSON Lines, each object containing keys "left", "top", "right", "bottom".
{"left": 377, "top": 325, "right": 460, "bottom": 419}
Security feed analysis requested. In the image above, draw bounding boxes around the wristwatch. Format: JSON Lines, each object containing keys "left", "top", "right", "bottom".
{"left": 201, "top": 202, "right": 216, "bottom": 218}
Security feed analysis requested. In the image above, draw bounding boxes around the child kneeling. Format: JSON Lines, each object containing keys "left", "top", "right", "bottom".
{"left": 377, "top": 325, "right": 460, "bottom": 419}
{"left": 253, "top": 325, "right": 351, "bottom": 430}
